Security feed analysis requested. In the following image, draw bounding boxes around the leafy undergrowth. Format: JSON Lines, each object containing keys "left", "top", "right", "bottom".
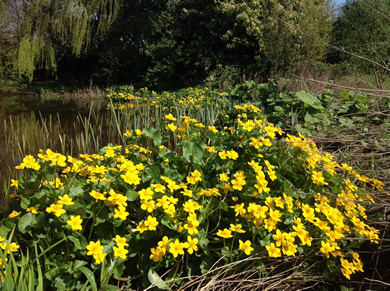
{"left": 1, "top": 97, "right": 388, "bottom": 289}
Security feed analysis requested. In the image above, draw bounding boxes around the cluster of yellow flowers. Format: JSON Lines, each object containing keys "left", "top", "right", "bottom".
{"left": 8, "top": 96, "right": 388, "bottom": 282}
{"left": 86, "top": 240, "right": 106, "bottom": 264}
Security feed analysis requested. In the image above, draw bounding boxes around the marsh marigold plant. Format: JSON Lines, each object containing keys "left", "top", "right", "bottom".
{"left": 1, "top": 89, "right": 388, "bottom": 289}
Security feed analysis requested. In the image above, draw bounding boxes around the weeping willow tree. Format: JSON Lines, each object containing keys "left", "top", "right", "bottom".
{"left": 0, "top": 0, "right": 121, "bottom": 81}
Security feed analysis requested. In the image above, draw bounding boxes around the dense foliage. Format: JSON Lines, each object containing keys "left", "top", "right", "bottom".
{"left": 1, "top": 0, "right": 335, "bottom": 88}
{"left": 0, "top": 87, "right": 387, "bottom": 289}
{"left": 332, "top": 0, "right": 390, "bottom": 88}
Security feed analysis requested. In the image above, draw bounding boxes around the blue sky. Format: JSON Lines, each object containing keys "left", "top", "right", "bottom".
{"left": 333, "top": 0, "right": 346, "bottom": 7}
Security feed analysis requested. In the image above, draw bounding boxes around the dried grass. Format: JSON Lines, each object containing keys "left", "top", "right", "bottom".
{"left": 146, "top": 256, "right": 328, "bottom": 291}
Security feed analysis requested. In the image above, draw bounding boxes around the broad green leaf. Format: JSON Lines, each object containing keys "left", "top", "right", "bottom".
{"left": 73, "top": 260, "right": 88, "bottom": 271}
{"left": 142, "top": 164, "right": 161, "bottom": 183}
{"left": 18, "top": 213, "right": 34, "bottom": 234}
{"left": 126, "top": 190, "right": 139, "bottom": 202}
{"left": 296, "top": 91, "right": 323, "bottom": 109}
{"left": 183, "top": 141, "right": 204, "bottom": 164}
{"left": 143, "top": 128, "right": 162, "bottom": 146}
{"left": 68, "top": 235, "right": 87, "bottom": 251}
{"left": 147, "top": 268, "right": 170, "bottom": 290}
{"left": 68, "top": 185, "right": 84, "bottom": 197}
{"left": 113, "top": 261, "right": 125, "bottom": 279}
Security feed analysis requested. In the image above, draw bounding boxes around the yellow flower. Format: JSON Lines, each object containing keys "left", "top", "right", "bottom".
{"left": 219, "top": 173, "right": 229, "bottom": 182}
{"left": 93, "top": 252, "right": 107, "bottom": 264}
{"left": 260, "top": 137, "right": 272, "bottom": 147}
{"left": 167, "top": 123, "right": 177, "bottom": 132}
{"left": 232, "top": 203, "right": 246, "bottom": 217}
{"left": 141, "top": 200, "right": 157, "bottom": 213}
{"left": 158, "top": 236, "right": 171, "bottom": 250}
{"left": 165, "top": 113, "right": 177, "bottom": 121}
{"left": 113, "top": 246, "right": 128, "bottom": 260}
{"left": 185, "top": 236, "right": 198, "bottom": 254}
{"left": 58, "top": 194, "right": 74, "bottom": 206}
{"left": 137, "top": 222, "right": 148, "bottom": 233}
{"left": 231, "top": 176, "right": 246, "bottom": 191}
{"left": 239, "top": 240, "right": 254, "bottom": 255}
{"left": 180, "top": 189, "right": 193, "bottom": 197}
{"left": 216, "top": 229, "right": 233, "bottom": 239}
{"left": 87, "top": 240, "right": 104, "bottom": 256}
{"left": 10, "top": 179, "right": 19, "bottom": 189}
{"left": 152, "top": 184, "right": 166, "bottom": 193}
{"left": 320, "top": 241, "right": 335, "bottom": 258}
{"left": 218, "top": 151, "right": 228, "bottom": 159}
{"left": 169, "top": 239, "right": 186, "bottom": 258}
{"left": 67, "top": 215, "right": 83, "bottom": 231}
{"left": 229, "top": 224, "right": 246, "bottom": 233}
{"left": 8, "top": 210, "right": 21, "bottom": 218}
{"left": 46, "top": 203, "right": 66, "bottom": 217}
{"left": 208, "top": 126, "right": 218, "bottom": 133}
{"left": 183, "top": 199, "right": 201, "bottom": 213}
{"left": 150, "top": 246, "right": 166, "bottom": 262}
{"left": 269, "top": 209, "right": 282, "bottom": 222}
{"left": 205, "top": 146, "right": 216, "bottom": 153}
{"left": 340, "top": 163, "right": 352, "bottom": 171}
{"left": 272, "top": 229, "right": 286, "bottom": 247}
{"left": 114, "top": 206, "right": 129, "bottom": 220}
{"left": 227, "top": 150, "right": 238, "bottom": 160}
{"left": 138, "top": 187, "right": 154, "bottom": 200}
{"left": 311, "top": 171, "right": 328, "bottom": 186}
{"left": 144, "top": 215, "right": 159, "bottom": 231}
{"left": 266, "top": 243, "right": 281, "bottom": 258}
{"left": 114, "top": 235, "right": 129, "bottom": 248}
{"left": 26, "top": 207, "right": 38, "bottom": 214}
{"left": 20, "top": 155, "right": 41, "bottom": 170}
{"left": 89, "top": 190, "right": 106, "bottom": 201}
{"left": 8, "top": 242, "right": 20, "bottom": 252}
{"left": 124, "top": 130, "right": 132, "bottom": 137}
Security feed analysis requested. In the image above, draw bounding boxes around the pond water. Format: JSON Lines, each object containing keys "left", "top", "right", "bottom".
{"left": 0, "top": 93, "right": 108, "bottom": 186}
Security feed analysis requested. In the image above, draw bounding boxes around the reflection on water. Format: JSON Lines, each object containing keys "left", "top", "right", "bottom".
{"left": 0, "top": 94, "right": 108, "bottom": 186}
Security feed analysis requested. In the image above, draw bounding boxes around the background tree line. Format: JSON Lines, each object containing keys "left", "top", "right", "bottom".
{"left": 0, "top": 0, "right": 389, "bottom": 90}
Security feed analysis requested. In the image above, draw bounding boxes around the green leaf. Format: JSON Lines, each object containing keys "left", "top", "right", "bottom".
{"left": 220, "top": 201, "right": 228, "bottom": 212}
{"left": 183, "top": 141, "right": 204, "bottom": 164}
{"left": 296, "top": 91, "right": 323, "bottom": 110}
{"left": 221, "top": 246, "right": 231, "bottom": 257}
{"left": 160, "top": 215, "right": 175, "bottom": 230}
{"left": 164, "top": 168, "right": 182, "bottom": 180}
{"left": 68, "top": 235, "right": 87, "bottom": 251}
{"left": 198, "top": 231, "right": 209, "bottom": 254}
{"left": 143, "top": 128, "right": 162, "bottom": 146}
{"left": 147, "top": 268, "right": 170, "bottom": 290}
{"left": 68, "top": 185, "right": 84, "bottom": 197}
{"left": 113, "top": 261, "right": 125, "bottom": 279}
{"left": 142, "top": 164, "right": 161, "bottom": 183}
{"left": 126, "top": 190, "right": 139, "bottom": 202}
{"left": 73, "top": 260, "right": 88, "bottom": 271}
{"left": 18, "top": 213, "right": 35, "bottom": 234}
{"left": 260, "top": 234, "right": 272, "bottom": 246}
{"left": 77, "top": 266, "right": 98, "bottom": 291}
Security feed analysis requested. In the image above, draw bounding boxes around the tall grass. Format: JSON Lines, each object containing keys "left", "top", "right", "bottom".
{"left": 0, "top": 92, "right": 226, "bottom": 186}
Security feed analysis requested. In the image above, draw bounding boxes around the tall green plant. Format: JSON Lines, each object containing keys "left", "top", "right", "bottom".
{"left": 0, "top": 0, "right": 121, "bottom": 81}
